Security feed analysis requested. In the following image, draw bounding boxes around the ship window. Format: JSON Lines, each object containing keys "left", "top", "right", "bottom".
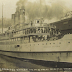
{"left": 12, "top": 32, "right": 13, "bottom": 34}
{"left": 53, "top": 43, "right": 55, "bottom": 44}
{"left": 17, "top": 38, "right": 18, "bottom": 41}
{"left": 37, "top": 21, "right": 39, "bottom": 23}
{"left": 15, "top": 38, "right": 16, "bottom": 41}
{"left": 18, "top": 38, "right": 20, "bottom": 41}
{"left": 23, "top": 30, "right": 24, "bottom": 34}
{"left": 50, "top": 43, "right": 51, "bottom": 44}
{"left": 7, "top": 33, "right": 9, "bottom": 36}
{"left": 14, "top": 32, "right": 16, "bottom": 34}
{"left": 4, "top": 34, "right": 5, "bottom": 36}
{"left": 16, "top": 31, "right": 18, "bottom": 34}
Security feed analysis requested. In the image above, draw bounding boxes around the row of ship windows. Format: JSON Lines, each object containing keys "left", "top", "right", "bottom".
{"left": 26, "top": 53, "right": 69, "bottom": 55}
{"left": 2, "top": 27, "right": 60, "bottom": 37}
{"left": 14, "top": 27, "right": 56, "bottom": 34}
{"left": 30, "top": 42, "right": 70, "bottom": 45}
{"left": 0, "top": 41, "right": 70, "bottom": 45}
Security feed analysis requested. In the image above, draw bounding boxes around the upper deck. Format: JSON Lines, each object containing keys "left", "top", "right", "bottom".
{"left": 0, "top": 18, "right": 61, "bottom": 42}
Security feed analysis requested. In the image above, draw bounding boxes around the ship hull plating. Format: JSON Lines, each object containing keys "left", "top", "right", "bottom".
{"left": 0, "top": 50, "right": 72, "bottom": 63}
{"left": 0, "top": 34, "right": 72, "bottom": 63}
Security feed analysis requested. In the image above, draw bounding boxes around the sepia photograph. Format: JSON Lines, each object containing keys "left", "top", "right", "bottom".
{"left": 0, "top": 0, "right": 72, "bottom": 72}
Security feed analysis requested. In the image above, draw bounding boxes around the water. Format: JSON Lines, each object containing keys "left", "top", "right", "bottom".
{"left": 0, "top": 54, "right": 71, "bottom": 72}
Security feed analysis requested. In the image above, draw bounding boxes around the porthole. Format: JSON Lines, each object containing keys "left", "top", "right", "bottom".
{"left": 17, "top": 45, "right": 20, "bottom": 47}
{"left": 68, "top": 42, "right": 70, "bottom": 43}
{"left": 53, "top": 43, "right": 55, "bottom": 44}
{"left": 38, "top": 44, "right": 39, "bottom": 45}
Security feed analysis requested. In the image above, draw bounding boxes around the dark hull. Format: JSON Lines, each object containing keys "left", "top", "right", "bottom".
{"left": 1, "top": 51, "right": 72, "bottom": 68}
{"left": 0, "top": 50, "right": 72, "bottom": 63}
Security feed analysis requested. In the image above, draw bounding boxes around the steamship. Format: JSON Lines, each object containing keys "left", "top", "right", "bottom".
{"left": 0, "top": 8, "right": 72, "bottom": 63}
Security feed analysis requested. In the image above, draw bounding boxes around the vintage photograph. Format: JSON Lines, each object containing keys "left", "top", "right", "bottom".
{"left": 0, "top": 0, "right": 72, "bottom": 72}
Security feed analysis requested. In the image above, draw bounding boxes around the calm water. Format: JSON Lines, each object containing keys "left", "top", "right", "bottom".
{"left": 0, "top": 54, "right": 71, "bottom": 72}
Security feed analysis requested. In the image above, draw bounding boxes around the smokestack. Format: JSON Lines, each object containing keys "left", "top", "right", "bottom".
{"left": 15, "top": 11, "right": 19, "bottom": 25}
{"left": 20, "top": 9, "right": 25, "bottom": 24}
{"left": 11, "top": 14, "right": 15, "bottom": 25}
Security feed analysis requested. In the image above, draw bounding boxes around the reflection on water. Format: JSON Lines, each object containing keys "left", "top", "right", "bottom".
{"left": 0, "top": 54, "right": 70, "bottom": 72}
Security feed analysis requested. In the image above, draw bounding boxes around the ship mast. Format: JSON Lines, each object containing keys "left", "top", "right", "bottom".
{"left": 40, "top": 0, "right": 41, "bottom": 18}
{"left": 2, "top": 3, "right": 3, "bottom": 33}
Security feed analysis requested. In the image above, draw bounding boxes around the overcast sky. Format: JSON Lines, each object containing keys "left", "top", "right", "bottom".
{"left": 0, "top": 0, "right": 72, "bottom": 18}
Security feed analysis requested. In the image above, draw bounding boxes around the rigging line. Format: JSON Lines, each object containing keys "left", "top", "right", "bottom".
{"left": 40, "top": 0, "right": 41, "bottom": 18}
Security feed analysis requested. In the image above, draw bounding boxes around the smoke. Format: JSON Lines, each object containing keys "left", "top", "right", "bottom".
{"left": 16, "top": 0, "right": 69, "bottom": 23}
{"left": 16, "top": 0, "right": 28, "bottom": 11}
{"left": 44, "top": 17, "right": 59, "bottom": 24}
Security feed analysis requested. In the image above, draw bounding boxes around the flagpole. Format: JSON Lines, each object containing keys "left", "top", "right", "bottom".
{"left": 40, "top": 0, "right": 41, "bottom": 18}
{"left": 2, "top": 3, "right": 3, "bottom": 33}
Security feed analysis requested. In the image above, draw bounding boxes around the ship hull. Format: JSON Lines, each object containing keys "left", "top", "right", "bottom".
{"left": 0, "top": 34, "right": 72, "bottom": 63}
{"left": 0, "top": 50, "right": 72, "bottom": 63}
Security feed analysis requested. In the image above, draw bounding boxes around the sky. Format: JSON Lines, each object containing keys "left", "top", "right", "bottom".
{"left": 0, "top": 0, "right": 19, "bottom": 18}
{"left": 0, "top": 0, "right": 72, "bottom": 18}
